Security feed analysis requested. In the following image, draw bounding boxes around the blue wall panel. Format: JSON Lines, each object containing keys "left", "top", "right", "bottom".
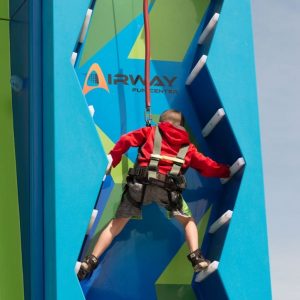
{"left": 203, "top": 0, "right": 272, "bottom": 298}
{"left": 43, "top": 0, "right": 107, "bottom": 299}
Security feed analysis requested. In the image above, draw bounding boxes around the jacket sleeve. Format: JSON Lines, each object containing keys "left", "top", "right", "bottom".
{"left": 189, "top": 144, "right": 230, "bottom": 178}
{"left": 109, "top": 127, "right": 150, "bottom": 167}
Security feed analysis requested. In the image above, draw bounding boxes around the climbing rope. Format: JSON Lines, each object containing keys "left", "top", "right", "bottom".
{"left": 143, "top": 0, "right": 152, "bottom": 126}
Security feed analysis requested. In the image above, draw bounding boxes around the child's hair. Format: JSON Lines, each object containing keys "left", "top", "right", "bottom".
{"left": 159, "top": 109, "right": 185, "bottom": 126}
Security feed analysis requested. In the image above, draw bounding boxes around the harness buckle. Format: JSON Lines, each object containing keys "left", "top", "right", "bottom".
{"left": 166, "top": 173, "right": 187, "bottom": 190}
{"left": 148, "top": 165, "right": 158, "bottom": 172}
{"left": 150, "top": 154, "right": 160, "bottom": 161}
{"left": 173, "top": 160, "right": 182, "bottom": 167}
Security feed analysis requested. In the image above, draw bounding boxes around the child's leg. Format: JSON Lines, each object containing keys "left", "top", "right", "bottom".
{"left": 92, "top": 217, "right": 130, "bottom": 258}
{"left": 78, "top": 217, "right": 130, "bottom": 280}
{"left": 174, "top": 215, "right": 210, "bottom": 271}
{"left": 174, "top": 215, "right": 198, "bottom": 252}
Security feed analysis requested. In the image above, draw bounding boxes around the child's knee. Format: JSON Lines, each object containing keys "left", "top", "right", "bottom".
{"left": 110, "top": 218, "right": 129, "bottom": 236}
{"left": 184, "top": 217, "right": 196, "bottom": 227}
{"left": 176, "top": 215, "right": 194, "bottom": 226}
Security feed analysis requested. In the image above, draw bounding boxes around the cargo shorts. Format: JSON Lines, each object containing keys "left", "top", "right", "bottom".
{"left": 115, "top": 180, "right": 192, "bottom": 219}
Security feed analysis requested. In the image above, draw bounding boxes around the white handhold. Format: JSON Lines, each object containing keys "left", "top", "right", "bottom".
{"left": 195, "top": 261, "right": 219, "bottom": 282}
{"left": 221, "top": 157, "right": 246, "bottom": 184}
{"left": 86, "top": 209, "right": 98, "bottom": 235}
{"left": 71, "top": 52, "right": 78, "bottom": 66}
{"left": 88, "top": 105, "right": 95, "bottom": 117}
{"left": 209, "top": 210, "right": 233, "bottom": 233}
{"left": 202, "top": 108, "right": 225, "bottom": 137}
{"left": 185, "top": 55, "right": 207, "bottom": 85}
{"left": 106, "top": 154, "right": 113, "bottom": 173}
{"left": 75, "top": 261, "right": 82, "bottom": 274}
{"left": 79, "top": 9, "right": 93, "bottom": 43}
{"left": 102, "top": 154, "right": 113, "bottom": 181}
{"left": 198, "top": 13, "right": 220, "bottom": 45}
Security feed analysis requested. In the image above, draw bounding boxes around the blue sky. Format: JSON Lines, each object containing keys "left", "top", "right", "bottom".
{"left": 251, "top": 1, "right": 300, "bottom": 299}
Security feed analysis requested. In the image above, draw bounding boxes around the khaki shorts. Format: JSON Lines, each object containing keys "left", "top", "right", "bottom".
{"left": 115, "top": 181, "right": 192, "bottom": 219}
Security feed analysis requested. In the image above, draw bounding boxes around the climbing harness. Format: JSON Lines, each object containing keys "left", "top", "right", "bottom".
{"left": 143, "top": 0, "right": 152, "bottom": 126}
{"left": 126, "top": 126, "right": 189, "bottom": 210}
{"left": 148, "top": 127, "right": 189, "bottom": 185}
{"left": 129, "top": 126, "right": 188, "bottom": 189}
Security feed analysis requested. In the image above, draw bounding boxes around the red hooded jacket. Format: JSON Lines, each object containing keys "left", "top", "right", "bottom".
{"left": 109, "top": 122, "right": 230, "bottom": 178}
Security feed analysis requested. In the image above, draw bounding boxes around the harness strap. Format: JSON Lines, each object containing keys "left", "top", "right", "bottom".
{"left": 169, "top": 144, "right": 189, "bottom": 176}
{"left": 148, "top": 126, "right": 189, "bottom": 179}
{"left": 148, "top": 127, "right": 162, "bottom": 179}
{"left": 150, "top": 154, "right": 185, "bottom": 165}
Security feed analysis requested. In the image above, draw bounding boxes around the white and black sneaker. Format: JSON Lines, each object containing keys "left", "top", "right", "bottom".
{"left": 77, "top": 254, "right": 99, "bottom": 281}
{"left": 187, "top": 249, "right": 210, "bottom": 272}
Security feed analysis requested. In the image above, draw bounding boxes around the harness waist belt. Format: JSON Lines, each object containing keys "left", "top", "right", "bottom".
{"left": 128, "top": 166, "right": 186, "bottom": 190}
{"left": 128, "top": 166, "right": 167, "bottom": 182}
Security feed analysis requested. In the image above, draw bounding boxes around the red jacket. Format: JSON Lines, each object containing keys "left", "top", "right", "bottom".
{"left": 109, "top": 122, "right": 230, "bottom": 178}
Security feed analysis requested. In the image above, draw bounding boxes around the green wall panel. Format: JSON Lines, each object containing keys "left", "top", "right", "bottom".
{"left": 80, "top": 0, "right": 144, "bottom": 66}
{"left": 0, "top": 0, "right": 9, "bottom": 19}
{"left": 129, "top": 0, "right": 210, "bottom": 62}
{"left": 0, "top": 20, "right": 24, "bottom": 300}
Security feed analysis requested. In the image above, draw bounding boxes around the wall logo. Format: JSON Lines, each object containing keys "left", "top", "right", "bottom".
{"left": 107, "top": 73, "right": 178, "bottom": 94}
{"left": 83, "top": 63, "right": 109, "bottom": 95}
{"left": 83, "top": 63, "right": 178, "bottom": 95}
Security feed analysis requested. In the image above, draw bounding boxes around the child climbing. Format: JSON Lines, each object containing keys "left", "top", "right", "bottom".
{"left": 77, "top": 109, "right": 231, "bottom": 281}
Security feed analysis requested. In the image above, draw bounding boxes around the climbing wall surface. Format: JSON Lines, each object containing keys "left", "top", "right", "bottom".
{"left": 74, "top": 1, "right": 218, "bottom": 299}
{"left": 43, "top": 0, "right": 107, "bottom": 300}
{"left": 43, "top": 0, "right": 271, "bottom": 299}
{"left": 195, "top": 0, "right": 272, "bottom": 298}
{"left": 0, "top": 2, "right": 25, "bottom": 299}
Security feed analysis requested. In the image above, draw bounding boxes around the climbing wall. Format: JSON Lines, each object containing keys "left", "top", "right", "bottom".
{"left": 43, "top": 0, "right": 272, "bottom": 299}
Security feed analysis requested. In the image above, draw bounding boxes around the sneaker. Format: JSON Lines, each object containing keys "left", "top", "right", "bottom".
{"left": 187, "top": 249, "right": 211, "bottom": 272}
{"left": 77, "top": 254, "right": 98, "bottom": 281}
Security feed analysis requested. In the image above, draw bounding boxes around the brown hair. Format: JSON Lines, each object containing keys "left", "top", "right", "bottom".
{"left": 159, "top": 109, "right": 185, "bottom": 126}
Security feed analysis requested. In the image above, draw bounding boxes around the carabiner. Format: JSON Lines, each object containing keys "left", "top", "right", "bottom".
{"left": 144, "top": 107, "right": 152, "bottom": 127}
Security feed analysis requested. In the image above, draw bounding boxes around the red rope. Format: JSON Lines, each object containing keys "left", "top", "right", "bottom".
{"left": 143, "top": 0, "right": 151, "bottom": 125}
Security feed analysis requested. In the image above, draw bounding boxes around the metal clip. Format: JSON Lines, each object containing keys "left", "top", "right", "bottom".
{"left": 144, "top": 107, "right": 152, "bottom": 127}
